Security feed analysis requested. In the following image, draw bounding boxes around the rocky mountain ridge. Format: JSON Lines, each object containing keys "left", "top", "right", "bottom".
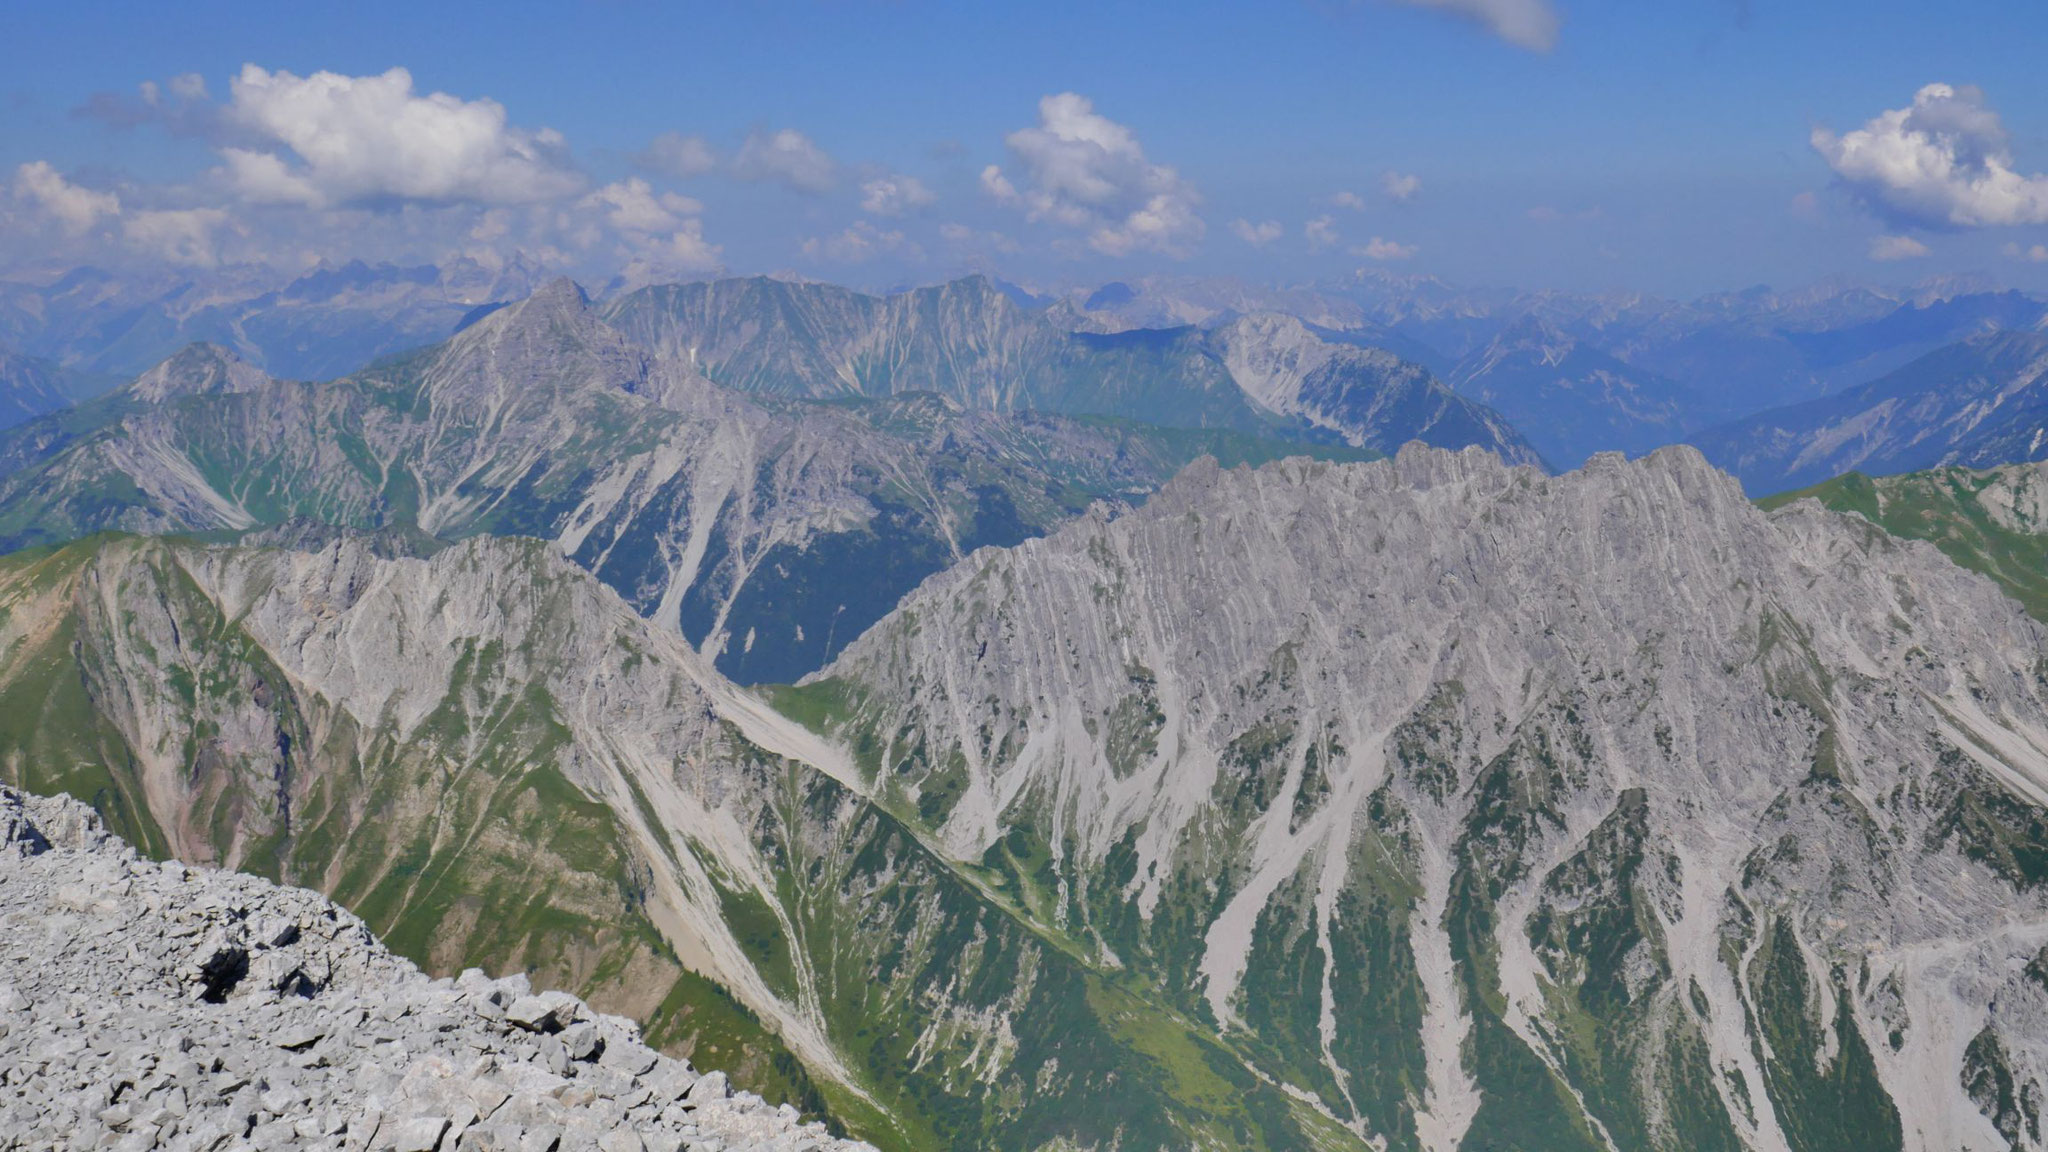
{"left": 1761, "top": 459, "right": 2048, "bottom": 622}
{"left": 0, "top": 280, "right": 1370, "bottom": 683}
{"left": 0, "top": 528, "right": 1369, "bottom": 1149}
{"left": 795, "top": 443, "right": 2048, "bottom": 1151}
{"left": 0, "top": 784, "right": 872, "bottom": 1152}
{"left": 9, "top": 382, "right": 2048, "bottom": 1149}
{"left": 597, "top": 276, "right": 1540, "bottom": 465}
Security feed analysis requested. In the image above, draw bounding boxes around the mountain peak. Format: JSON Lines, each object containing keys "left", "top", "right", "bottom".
{"left": 506, "top": 276, "right": 591, "bottom": 319}
{"left": 421, "top": 275, "right": 666, "bottom": 409}
{"left": 1389, "top": 438, "right": 1526, "bottom": 487}
{"left": 450, "top": 277, "right": 599, "bottom": 345}
{"left": 1489, "top": 312, "right": 1574, "bottom": 352}
{"left": 127, "top": 342, "right": 273, "bottom": 404}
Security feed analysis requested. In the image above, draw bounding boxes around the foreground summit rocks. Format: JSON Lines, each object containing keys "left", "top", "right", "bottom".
{"left": 0, "top": 786, "right": 874, "bottom": 1152}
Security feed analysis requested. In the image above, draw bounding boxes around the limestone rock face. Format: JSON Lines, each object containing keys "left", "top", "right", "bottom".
{"left": 808, "top": 443, "right": 2048, "bottom": 1151}
{"left": 1213, "top": 313, "right": 1541, "bottom": 465}
{"left": 125, "top": 343, "right": 277, "bottom": 405}
{"left": 0, "top": 785, "right": 874, "bottom": 1152}
{"left": 4, "top": 530, "right": 1353, "bottom": 1151}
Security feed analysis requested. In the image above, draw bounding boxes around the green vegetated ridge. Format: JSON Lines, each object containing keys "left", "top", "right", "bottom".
{"left": 0, "top": 536, "right": 831, "bottom": 1121}
{"left": 1762, "top": 462, "right": 2048, "bottom": 623}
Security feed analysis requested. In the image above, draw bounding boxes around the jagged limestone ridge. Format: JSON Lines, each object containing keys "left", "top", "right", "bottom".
{"left": 799, "top": 443, "right": 2048, "bottom": 1151}
{"left": 598, "top": 275, "right": 1542, "bottom": 465}
{"left": 1212, "top": 313, "right": 1542, "bottom": 466}
{"left": 0, "top": 282, "right": 1370, "bottom": 685}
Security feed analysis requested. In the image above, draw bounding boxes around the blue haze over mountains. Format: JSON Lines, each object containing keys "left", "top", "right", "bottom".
{"left": 5, "top": 261, "right": 2047, "bottom": 491}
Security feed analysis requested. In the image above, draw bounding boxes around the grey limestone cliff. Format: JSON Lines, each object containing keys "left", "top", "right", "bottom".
{"left": 802, "top": 443, "right": 2048, "bottom": 1151}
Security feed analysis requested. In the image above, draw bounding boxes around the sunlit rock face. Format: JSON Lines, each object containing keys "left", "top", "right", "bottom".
{"left": 807, "top": 444, "right": 2048, "bottom": 1152}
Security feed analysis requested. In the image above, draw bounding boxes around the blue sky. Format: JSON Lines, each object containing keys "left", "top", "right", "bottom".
{"left": 7, "top": 0, "right": 2048, "bottom": 294}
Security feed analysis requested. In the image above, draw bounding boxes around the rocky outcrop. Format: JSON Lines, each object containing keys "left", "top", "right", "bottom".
{"left": 1212, "top": 313, "right": 1540, "bottom": 465}
{"left": 125, "top": 343, "right": 277, "bottom": 405}
{"left": 1759, "top": 458, "right": 2048, "bottom": 625}
{"left": 0, "top": 785, "right": 871, "bottom": 1152}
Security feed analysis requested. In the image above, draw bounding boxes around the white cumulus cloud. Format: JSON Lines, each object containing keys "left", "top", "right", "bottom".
{"left": 983, "top": 93, "right": 1204, "bottom": 258}
{"left": 623, "top": 219, "right": 723, "bottom": 276}
{"left": 581, "top": 178, "right": 703, "bottom": 235}
{"left": 2005, "top": 242, "right": 2048, "bottom": 264}
{"left": 859, "top": 174, "right": 935, "bottom": 216}
{"left": 1357, "top": 236, "right": 1419, "bottom": 261}
{"left": 1231, "top": 218, "right": 1283, "bottom": 246}
{"left": 732, "top": 128, "right": 837, "bottom": 194}
{"left": 1305, "top": 215, "right": 1341, "bottom": 250}
{"left": 1384, "top": 0, "right": 1560, "bottom": 52}
{"left": 1868, "top": 234, "right": 1931, "bottom": 261}
{"left": 1331, "top": 191, "right": 1368, "bottom": 212}
{"left": 216, "top": 65, "right": 581, "bottom": 208}
{"left": 614, "top": 218, "right": 725, "bottom": 290}
{"left": 1814, "top": 84, "right": 2048, "bottom": 229}
{"left": 1382, "top": 171, "right": 1422, "bottom": 202}
{"left": 658, "top": 222, "right": 722, "bottom": 271}
{"left": 13, "top": 162, "right": 121, "bottom": 234}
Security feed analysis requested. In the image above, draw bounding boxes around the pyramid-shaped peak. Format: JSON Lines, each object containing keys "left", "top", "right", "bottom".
{"left": 451, "top": 277, "right": 598, "bottom": 344}
{"left": 514, "top": 277, "right": 592, "bottom": 315}
{"left": 425, "top": 274, "right": 657, "bottom": 407}
{"left": 127, "top": 342, "right": 273, "bottom": 404}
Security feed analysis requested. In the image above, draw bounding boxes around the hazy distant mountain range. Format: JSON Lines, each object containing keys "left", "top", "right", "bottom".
{"left": 0, "top": 344, "right": 110, "bottom": 431}
{"left": 0, "top": 257, "right": 554, "bottom": 379}
{"left": 1691, "top": 331, "right": 2048, "bottom": 493}
{"left": 1445, "top": 315, "right": 1725, "bottom": 467}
